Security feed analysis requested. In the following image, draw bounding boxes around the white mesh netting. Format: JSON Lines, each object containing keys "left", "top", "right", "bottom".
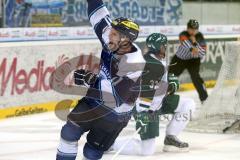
{"left": 187, "top": 42, "right": 240, "bottom": 133}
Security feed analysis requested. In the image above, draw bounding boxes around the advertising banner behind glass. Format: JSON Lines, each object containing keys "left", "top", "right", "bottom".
{"left": 4, "top": 0, "right": 183, "bottom": 27}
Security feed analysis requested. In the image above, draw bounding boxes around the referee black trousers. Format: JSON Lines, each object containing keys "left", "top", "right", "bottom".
{"left": 169, "top": 55, "right": 208, "bottom": 101}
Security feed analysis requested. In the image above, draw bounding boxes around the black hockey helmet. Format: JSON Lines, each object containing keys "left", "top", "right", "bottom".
{"left": 187, "top": 19, "right": 199, "bottom": 29}
{"left": 111, "top": 17, "right": 140, "bottom": 42}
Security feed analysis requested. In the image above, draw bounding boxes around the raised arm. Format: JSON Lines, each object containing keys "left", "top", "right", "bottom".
{"left": 179, "top": 33, "right": 194, "bottom": 52}
{"left": 178, "top": 32, "right": 206, "bottom": 58}
{"left": 87, "top": 0, "right": 112, "bottom": 45}
{"left": 194, "top": 33, "right": 207, "bottom": 58}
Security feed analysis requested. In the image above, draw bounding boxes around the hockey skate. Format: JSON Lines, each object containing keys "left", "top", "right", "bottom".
{"left": 163, "top": 135, "right": 189, "bottom": 152}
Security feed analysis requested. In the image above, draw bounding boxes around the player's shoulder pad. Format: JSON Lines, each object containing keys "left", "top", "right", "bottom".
{"left": 117, "top": 43, "right": 146, "bottom": 81}
{"left": 124, "top": 43, "right": 145, "bottom": 64}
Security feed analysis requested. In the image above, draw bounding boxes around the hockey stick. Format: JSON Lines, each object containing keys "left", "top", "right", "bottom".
{"left": 223, "top": 88, "right": 240, "bottom": 133}
{"left": 111, "top": 62, "right": 178, "bottom": 159}
{"left": 111, "top": 121, "right": 146, "bottom": 160}
{"left": 223, "top": 119, "right": 240, "bottom": 133}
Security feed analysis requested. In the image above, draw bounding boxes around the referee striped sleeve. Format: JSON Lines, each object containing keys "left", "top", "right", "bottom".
{"left": 176, "top": 44, "right": 192, "bottom": 59}
{"left": 182, "top": 40, "right": 192, "bottom": 49}
{"left": 196, "top": 43, "right": 206, "bottom": 58}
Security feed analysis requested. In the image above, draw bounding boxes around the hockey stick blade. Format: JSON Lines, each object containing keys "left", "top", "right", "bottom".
{"left": 223, "top": 119, "right": 240, "bottom": 133}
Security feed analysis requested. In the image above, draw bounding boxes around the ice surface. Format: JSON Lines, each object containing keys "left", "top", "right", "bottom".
{"left": 0, "top": 90, "right": 240, "bottom": 160}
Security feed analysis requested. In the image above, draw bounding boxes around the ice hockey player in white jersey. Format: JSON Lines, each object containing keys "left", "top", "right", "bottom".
{"left": 56, "top": 0, "right": 145, "bottom": 159}
{"left": 111, "top": 33, "right": 196, "bottom": 156}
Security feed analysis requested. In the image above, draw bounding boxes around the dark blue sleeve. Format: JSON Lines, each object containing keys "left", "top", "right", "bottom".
{"left": 87, "top": 0, "right": 112, "bottom": 46}
{"left": 112, "top": 76, "right": 141, "bottom": 105}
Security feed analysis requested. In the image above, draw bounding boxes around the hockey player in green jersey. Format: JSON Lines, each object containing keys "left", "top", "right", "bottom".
{"left": 111, "top": 33, "right": 196, "bottom": 155}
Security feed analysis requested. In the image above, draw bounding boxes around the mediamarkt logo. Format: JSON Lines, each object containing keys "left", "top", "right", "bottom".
{"left": 0, "top": 57, "right": 55, "bottom": 96}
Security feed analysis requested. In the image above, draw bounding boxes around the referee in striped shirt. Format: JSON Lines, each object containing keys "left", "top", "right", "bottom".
{"left": 169, "top": 19, "right": 208, "bottom": 103}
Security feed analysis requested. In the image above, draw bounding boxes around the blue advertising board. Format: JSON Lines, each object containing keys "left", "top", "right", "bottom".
{"left": 4, "top": 0, "right": 183, "bottom": 27}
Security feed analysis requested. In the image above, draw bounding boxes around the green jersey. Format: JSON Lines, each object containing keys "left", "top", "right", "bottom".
{"left": 136, "top": 53, "right": 168, "bottom": 112}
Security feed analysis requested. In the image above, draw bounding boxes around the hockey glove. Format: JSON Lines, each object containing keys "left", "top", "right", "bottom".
{"left": 167, "top": 73, "right": 180, "bottom": 95}
{"left": 74, "top": 69, "right": 97, "bottom": 86}
{"left": 134, "top": 110, "right": 158, "bottom": 135}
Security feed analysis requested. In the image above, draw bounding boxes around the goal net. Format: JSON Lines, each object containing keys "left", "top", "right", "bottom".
{"left": 187, "top": 42, "right": 240, "bottom": 133}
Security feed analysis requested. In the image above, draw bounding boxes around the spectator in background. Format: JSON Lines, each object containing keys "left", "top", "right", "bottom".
{"left": 169, "top": 19, "right": 208, "bottom": 103}
{"left": 16, "top": 0, "right": 32, "bottom": 27}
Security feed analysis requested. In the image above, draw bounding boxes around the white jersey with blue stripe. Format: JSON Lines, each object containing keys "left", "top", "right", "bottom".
{"left": 87, "top": 0, "right": 145, "bottom": 114}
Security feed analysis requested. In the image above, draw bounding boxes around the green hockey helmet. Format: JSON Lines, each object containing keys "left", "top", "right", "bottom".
{"left": 146, "top": 33, "right": 168, "bottom": 53}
